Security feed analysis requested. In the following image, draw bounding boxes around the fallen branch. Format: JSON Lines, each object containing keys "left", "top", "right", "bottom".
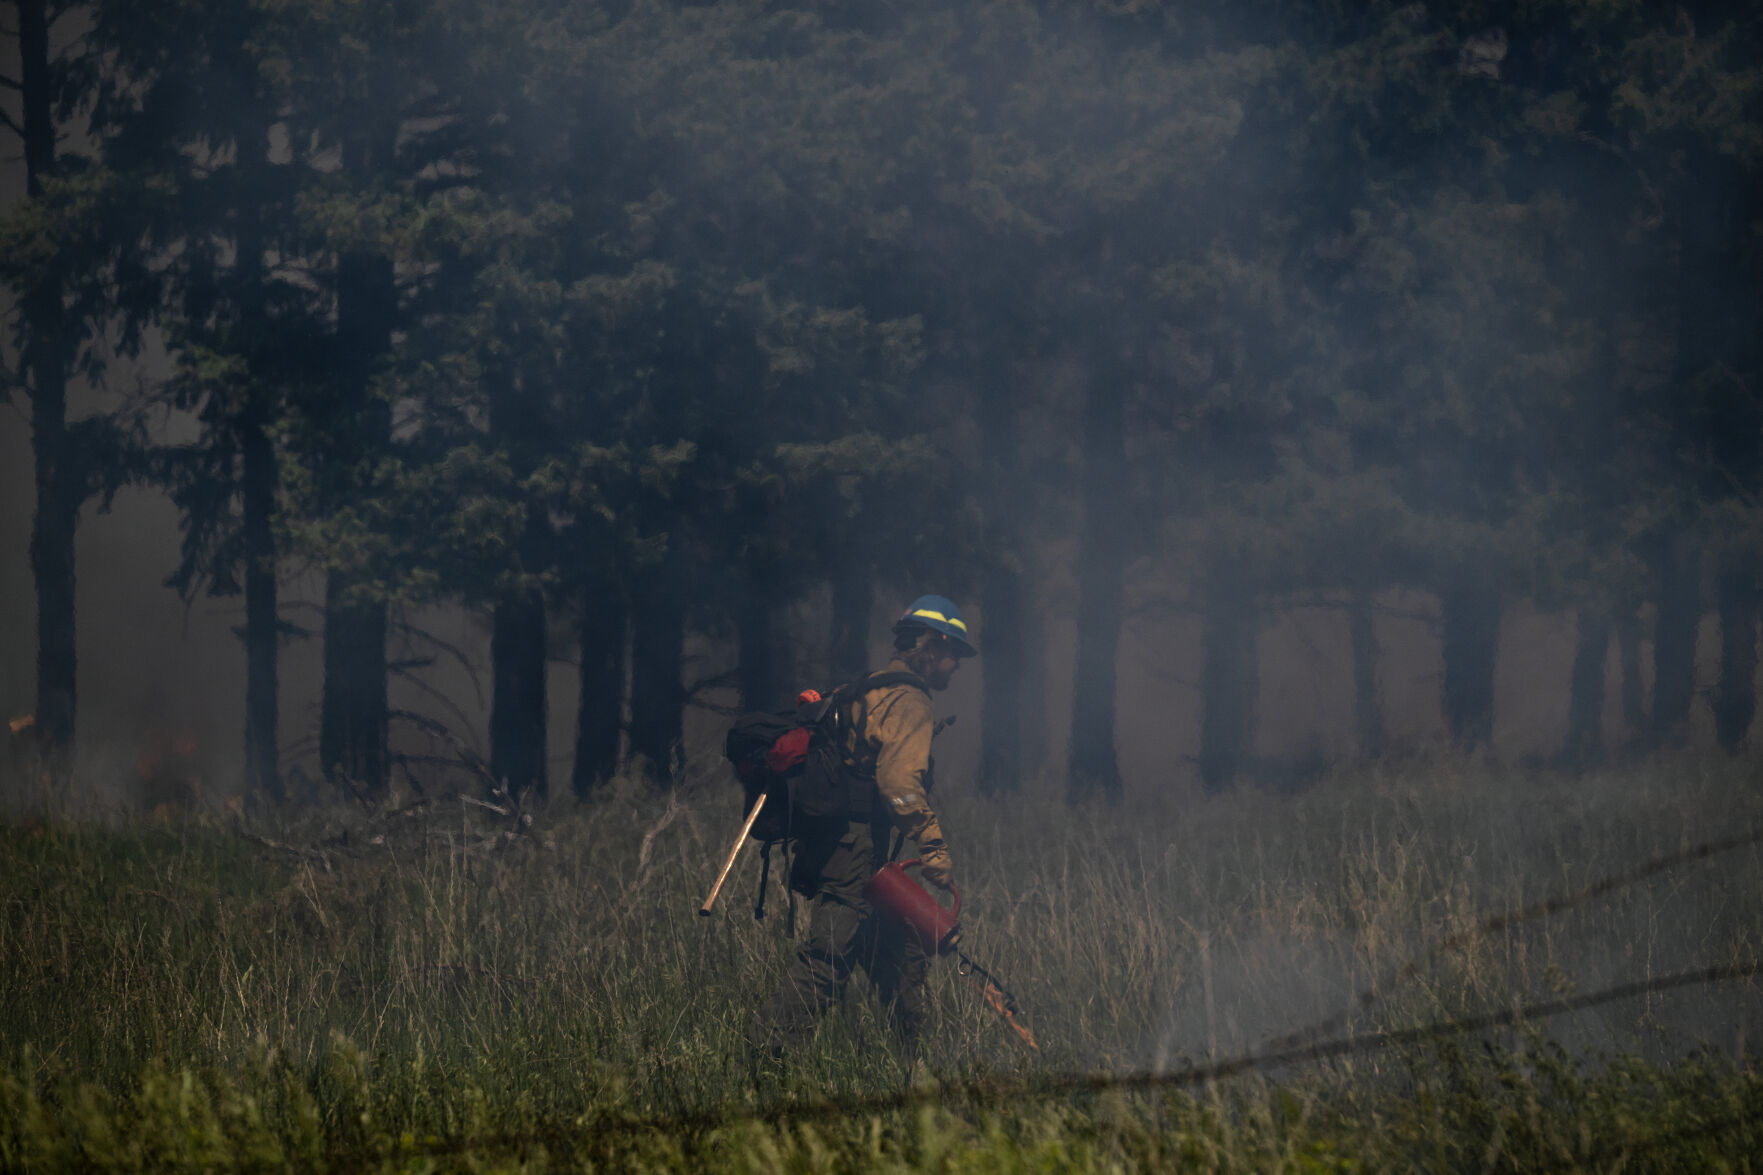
{"left": 638, "top": 794, "right": 685, "bottom": 877}
{"left": 240, "top": 830, "right": 331, "bottom": 870}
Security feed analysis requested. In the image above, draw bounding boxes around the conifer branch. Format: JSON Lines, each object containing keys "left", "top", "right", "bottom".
{"left": 0, "top": 73, "right": 22, "bottom": 91}
{"left": 0, "top": 105, "right": 22, "bottom": 140}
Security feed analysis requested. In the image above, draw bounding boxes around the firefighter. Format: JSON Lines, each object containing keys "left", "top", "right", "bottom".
{"left": 746, "top": 594, "right": 976, "bottom": 1060}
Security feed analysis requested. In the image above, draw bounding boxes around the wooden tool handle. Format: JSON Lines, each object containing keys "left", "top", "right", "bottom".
{"left": 699, "top": 792, "right": 767, "bottom": 916}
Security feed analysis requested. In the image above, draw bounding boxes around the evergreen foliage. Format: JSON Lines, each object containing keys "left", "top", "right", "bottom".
{"left": 2, "top": 0, "right": 1760, "bottom": 791}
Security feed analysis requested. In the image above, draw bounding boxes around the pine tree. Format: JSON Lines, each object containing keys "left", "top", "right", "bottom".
{"left": 82, "top": 0, "right": 344, "bottom": 800}
{"left": 0, "top": 1, "right": 137, "bottom": 768}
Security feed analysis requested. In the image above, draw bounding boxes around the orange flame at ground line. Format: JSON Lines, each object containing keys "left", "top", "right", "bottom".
{"left": 968, "top": 974, "right": 1039, "bottom": 1050}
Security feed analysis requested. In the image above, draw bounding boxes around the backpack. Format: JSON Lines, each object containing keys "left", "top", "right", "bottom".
{"left": 723, "top": 671, "right": 930, "bottom": 845}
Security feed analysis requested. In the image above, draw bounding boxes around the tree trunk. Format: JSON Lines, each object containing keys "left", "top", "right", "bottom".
{"left": 628, "top": 554, "right": 685, "bottom": 783}
{"left": 572, "top": 580, "right": 626, "bottom": 796}
{"left": 1066, "top": 372, "right": 1125, "bottom": 805}
{"left": 241, "top": 404, "right": 281, "bottom": 799}
{"left": 27, "top": 338, "right": 74, "bottom": 762}
{"left": 1651, "top": 534, "right": 1699, "bottom": 750}
{"left": 979, "top": 559, "right": 1024, "bottom": 795}
{"left": 319, "top": 240, "right": 395, "bottom": 791}
{"left": 490, "top": 582, "right": 548, "bottom": 799}
{"left": 236, "top": 101, "right": 281, "bottom": 801}
{"left": 1439, "top": 565, "right": 1500, "bottom": 750}
{"left": 1613, "top": 605, "right": 1645, "bottom": 748}
{"left": 1648, "top": 156, "right": 1733, "bottom": 750}
{"left": 19, "top": 0, "right": 76, "bottom": 762}
{"left": 1019, "top": 571, "right": 1047, "bottom": 780}
{"left": 484, "top": 349, "right": 553, "bottom": 799}
{"left": 320, "top": 575, "right": 388, "bottom": 790}
{"left": 1563, "top": 607, "right": 1610, "bottom": 767}
{"left": 1347, "top": 586, "right": 1382, "bottom": 762}
{"left": 828, "top": 553, "right": 872, "bottom": 684}
{"left": 1199, "top": 556, "right": 1258, "bottom": 792}
{"left": 1713, "top": 547, "right": 1757, "bottom": 753}
{"left": 976, "top": 352, "right": 1024, "bottom": 796}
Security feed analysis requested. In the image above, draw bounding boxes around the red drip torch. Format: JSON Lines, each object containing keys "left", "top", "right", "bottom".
{"left": 864, "top": 860, "right": 1038, "bottom": 1049}
{"left": 865, "top": 858, "right": 962, "bottom": 953}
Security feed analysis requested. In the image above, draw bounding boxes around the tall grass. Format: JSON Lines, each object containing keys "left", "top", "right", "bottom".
{"left": 1, "top": 755, "right": 1759, "bottom": 1170}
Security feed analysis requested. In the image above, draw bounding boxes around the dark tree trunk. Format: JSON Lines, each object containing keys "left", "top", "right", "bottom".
{"left": 628, "top": 555, "right": 686, "bottom": 783}
{"left": 572, "top": 581, "right": 626, "bottom": 796}
{"left": 318, "top": 572, "right": 389, "bottom": 794}
{"left": 737, "top": 567, "right": 782, "bottom": 712}
{"left": 490, "top": 507, "right": 551, "bottom": 799}
{"left": 484, "top": 354, "right": 553, "bottom": 799}
{"left": 1563, "top": 607, "right": 1611, "bottom": 767}
{"left": 241, "top": 405, "right": 281, "bottom": 799}
{"left": 19, "top": 0, "right": 76, "bottom": 762}
{"left": 15, "top": 0, "right": 53, "bottom": 223}
{"left": 321, "top": 575, "right": 388, "bottom": 790}
{"left": 1067, "top": 372, "right": 1125, "bottom": 805}
{"left": 828, "top": 554, "right": 872, "bottom": 684}
{"left": 27, "top": 343, "right": 74, "bottom": 761}
{"left": 1685, "top": 158, "right": 1763, "bottom": 751}
{"left": 1651, "top": 534, "right": 1699, "bottom": 749}
{"left": 319, "top": 240, "right": 395, "bottom": 790}
{"left": 1347, "top": 586, "right": 1382, "bottom": 761}
{"left": 1648, "top": 154, "right": 1739, "bottom": 750}
{"left": 977, "top": 354, "right": 1025, "bottom": 796}
{"left": 490, "top": 582, "right": 548, "bottom": 798}
{"left": 1616, "top": 606, "right": 1646, "bottom": 746}
{"left": 1018, "top": 572, "right": 1047, "bottom": 778}
{"left": 1713, "top": 547, "right": 1757, "bottom": 753}
{"left": 236, "top": 104, "right": 281, "bottom": 801}
{"left": 979, "top": 560, "right": 1024, "bottom": 795}
{"left": 1199, "top": 557, "right": 1258, "bottom": 792}
{"left": 1439, "top": 566, "right": 1500, "bottom": 750}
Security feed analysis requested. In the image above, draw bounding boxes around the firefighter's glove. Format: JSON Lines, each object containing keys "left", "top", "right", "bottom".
{"left": 918, "top": 844, "right": 954, "bottom": 890}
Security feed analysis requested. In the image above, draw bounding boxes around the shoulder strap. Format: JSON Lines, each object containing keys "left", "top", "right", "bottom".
{"left": 823, "top": 669, "right": 930, "bottom": 765}
{"left": 799, "top": 669, "right": 930, "bottom": 715}
{"left": 806, "top": 670, "right": 930, "bottom": 726}
{"left": 847, "top": 670, "right": 929, "bottom": 699}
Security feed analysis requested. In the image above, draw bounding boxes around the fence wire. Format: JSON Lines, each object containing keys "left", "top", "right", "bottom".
{"left": 382, "top": 958, "right": 1760, "bottom": 1168}
{"left": 1262, "top": 825, "right": 1763, "bottom": 1051}
{"left": 365, "top": 824, "right": 1763, "bottom": 1165}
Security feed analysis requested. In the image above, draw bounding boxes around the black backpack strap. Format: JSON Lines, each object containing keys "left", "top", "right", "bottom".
{"left": 826, "top": 669, "right": 930, "bottom": 751}
{"left": 852, "top": 670, "right": 930, "bottom": 697}
{"left": 754, "top": 840, "right": 771, "bottom": 921}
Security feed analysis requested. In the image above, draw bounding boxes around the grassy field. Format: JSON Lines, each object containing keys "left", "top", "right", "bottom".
{"left": 1, "top": 754, "right": 1760, "bottom": 1171}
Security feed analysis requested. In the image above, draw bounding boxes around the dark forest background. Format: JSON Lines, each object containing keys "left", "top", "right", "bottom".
{"left": 2, "top": 0, "right": 1760, "bottom": 808}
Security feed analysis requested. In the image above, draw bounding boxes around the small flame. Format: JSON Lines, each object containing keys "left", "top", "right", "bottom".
{"left": 965, "top": 972, "right": 1039, "bottom": 1050}
{"left": 137, "top": 729, "right": 200, "bottom": 780}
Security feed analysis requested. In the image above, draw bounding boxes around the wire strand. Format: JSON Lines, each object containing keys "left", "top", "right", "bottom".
{"left": 387, "top": 957, "right": 1762, "bottom": 1165}
{"left": 1262, "top": 825, "right": 1763, "bottom": 1051}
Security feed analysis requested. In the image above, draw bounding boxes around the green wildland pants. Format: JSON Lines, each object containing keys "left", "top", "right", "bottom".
{"left": 747, "top": 818, "right": 929, "bottom": 1057}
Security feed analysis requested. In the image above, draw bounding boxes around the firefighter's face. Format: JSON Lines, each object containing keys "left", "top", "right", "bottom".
{"left": 923, "top": 636, "right": 963, "bottom": 690}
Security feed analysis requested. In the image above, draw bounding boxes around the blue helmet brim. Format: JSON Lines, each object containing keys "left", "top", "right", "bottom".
{"left": 895, "top": 605, "right": 979, "bottom": 658}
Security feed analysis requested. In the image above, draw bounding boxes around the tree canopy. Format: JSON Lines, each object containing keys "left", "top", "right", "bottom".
{"left": 4, "top": 0, "right": 1759, "bottom": 796}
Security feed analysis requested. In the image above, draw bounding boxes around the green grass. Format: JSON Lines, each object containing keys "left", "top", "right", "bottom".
{"left": 1, "top": 755, "right": 1760, "bottom": 1170}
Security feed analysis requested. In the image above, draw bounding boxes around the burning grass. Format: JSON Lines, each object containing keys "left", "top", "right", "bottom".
{"left": 1, "top": 756, "right": 1760, "bottom": 1170}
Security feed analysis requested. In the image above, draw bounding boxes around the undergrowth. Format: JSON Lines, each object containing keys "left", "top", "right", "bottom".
{"left": 1, "top": 755, "right": 1759, "bottom": 1171}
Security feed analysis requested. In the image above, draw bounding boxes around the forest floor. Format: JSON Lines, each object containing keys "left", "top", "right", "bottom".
{"left": 1, "top": 753, "right": 1760, "bottom": 1171}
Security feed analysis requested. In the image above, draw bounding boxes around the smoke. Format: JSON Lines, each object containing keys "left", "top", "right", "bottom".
{"left": 0, "top": 1, "right": 1755, "bottom": 810}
